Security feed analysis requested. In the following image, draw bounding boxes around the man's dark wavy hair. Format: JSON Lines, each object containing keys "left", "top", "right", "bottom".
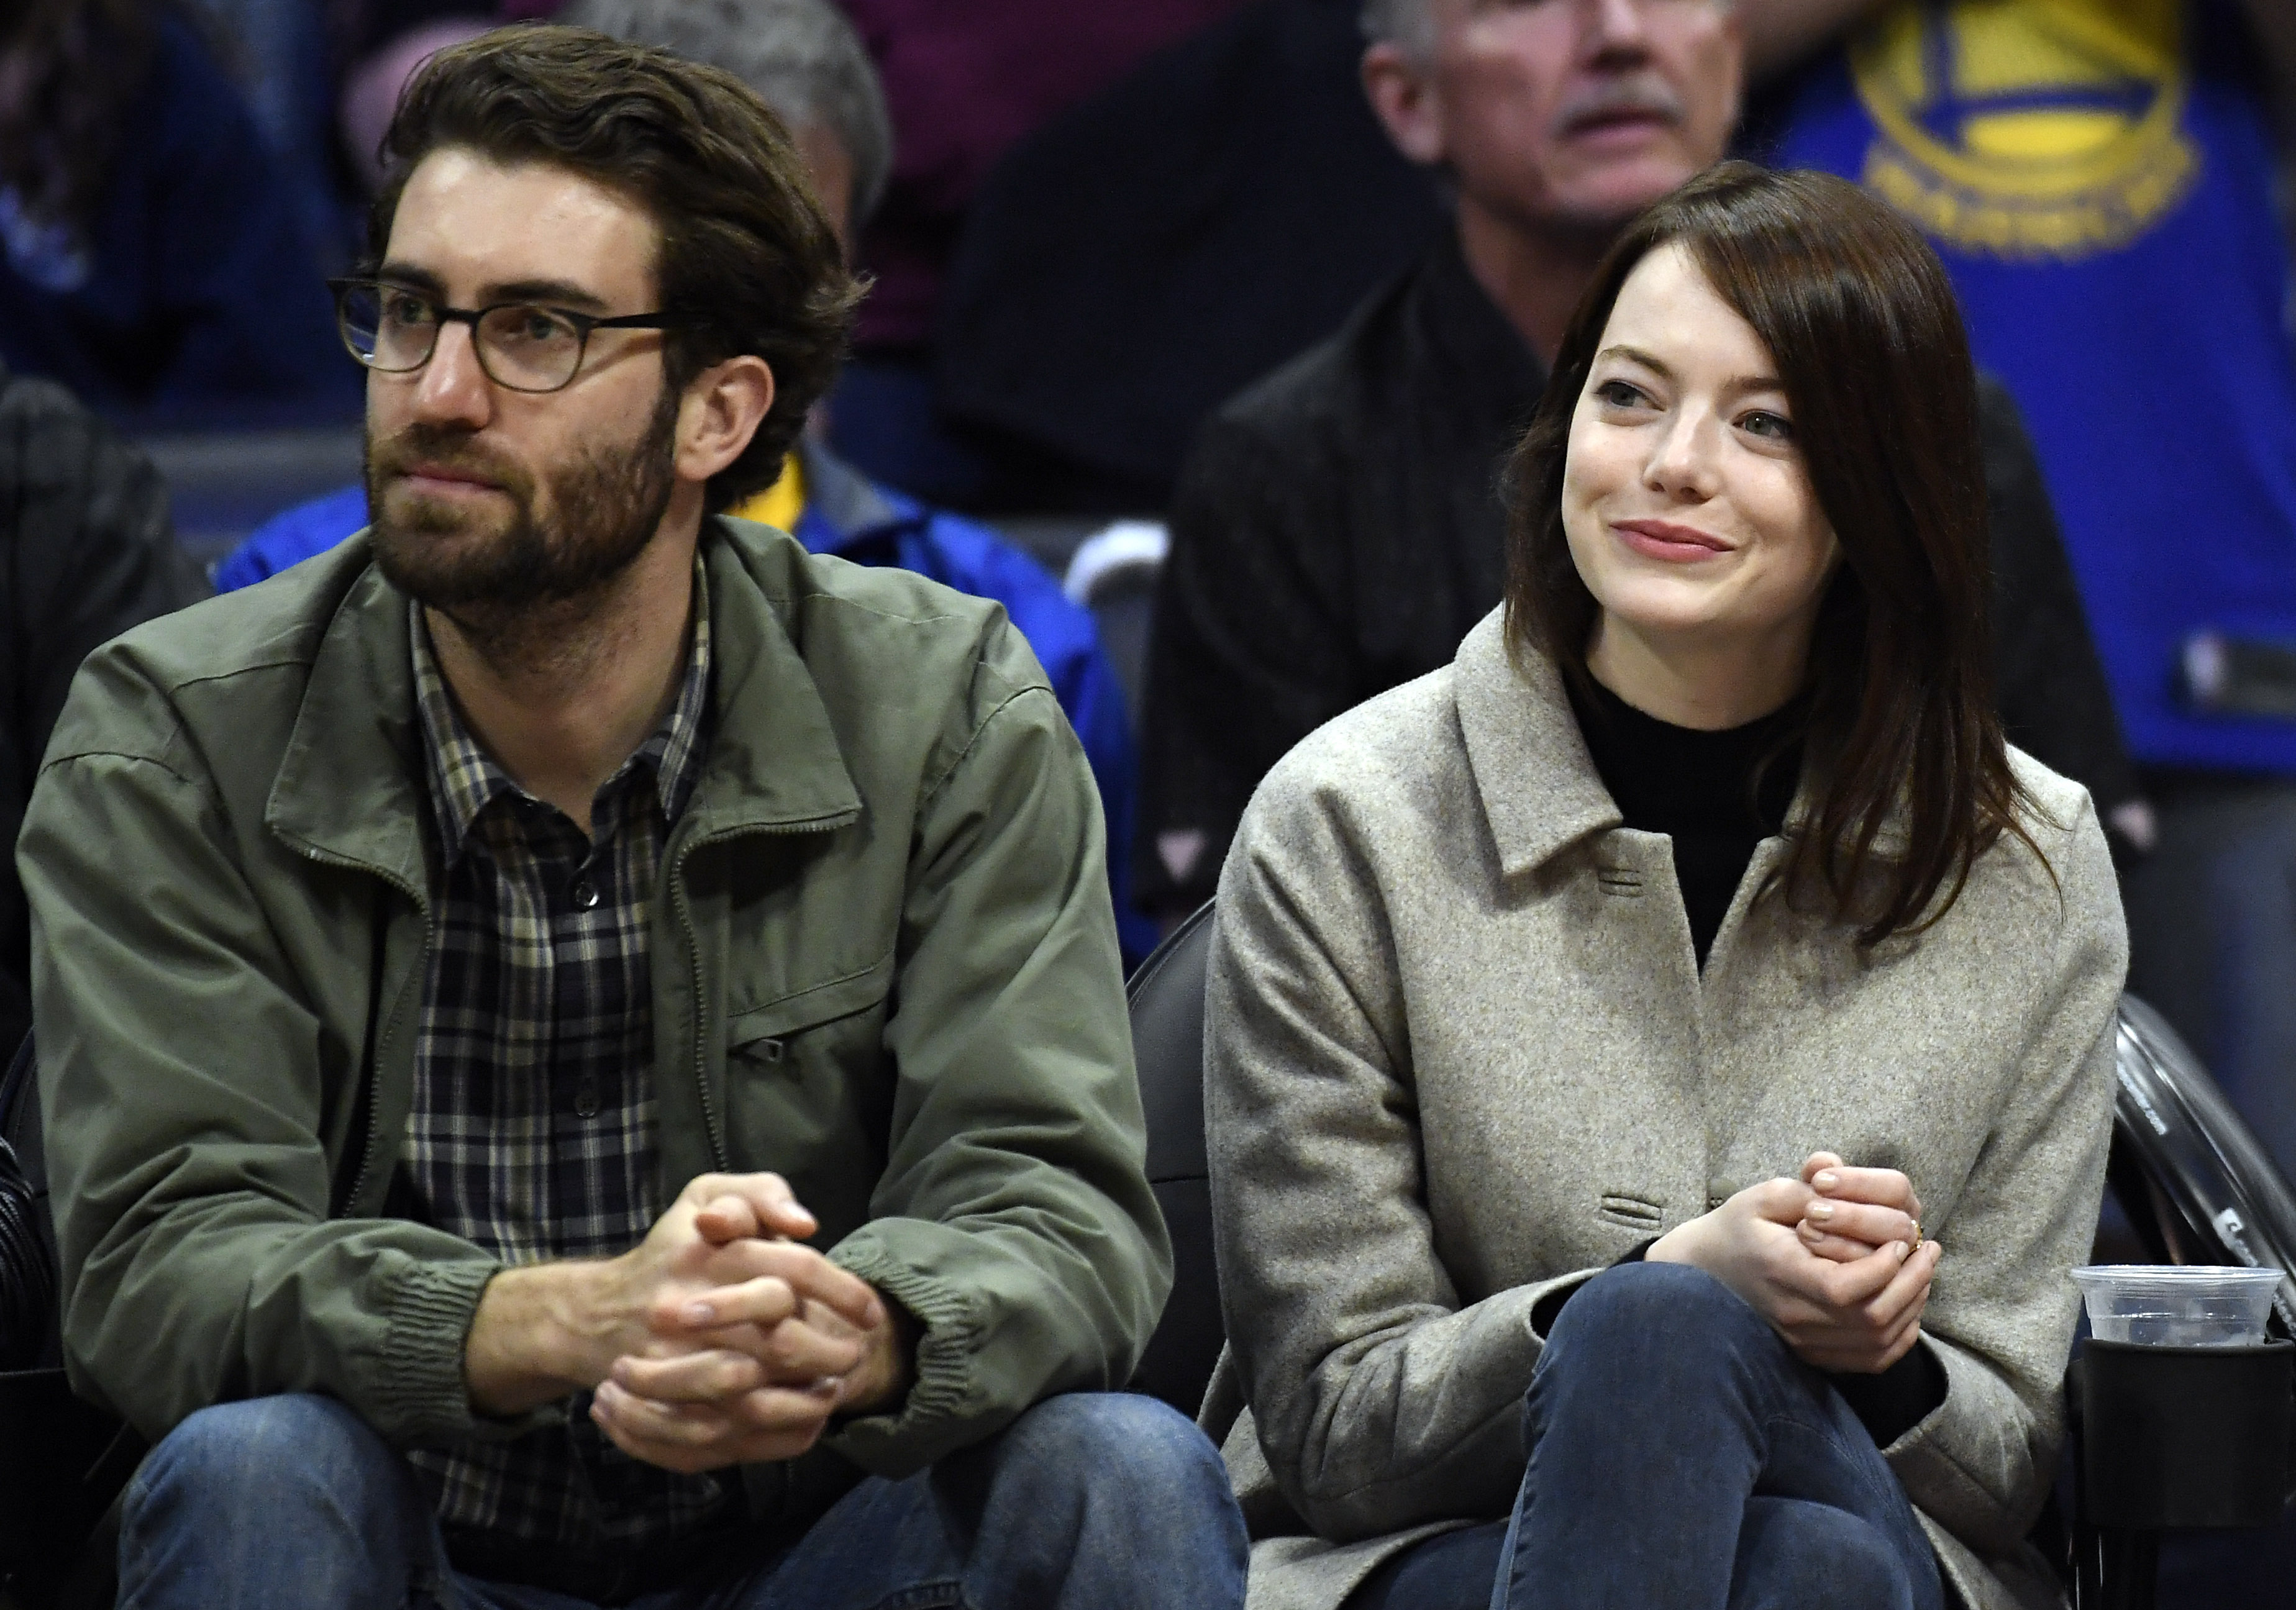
{"left": 1505, "top": 162, "right": 2044, "bottom": 947}
{"left": 370, "top": 24, "right": 862, "bottom": 512}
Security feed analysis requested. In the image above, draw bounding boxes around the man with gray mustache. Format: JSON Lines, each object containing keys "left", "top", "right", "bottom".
{"left": 1131, "top": 0, "right": 2142, "bottom": 924}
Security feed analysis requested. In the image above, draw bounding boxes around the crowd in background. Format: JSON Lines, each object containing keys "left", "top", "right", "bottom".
{"left": 2, "top": 0, "right": 2296, "bottom": 1591}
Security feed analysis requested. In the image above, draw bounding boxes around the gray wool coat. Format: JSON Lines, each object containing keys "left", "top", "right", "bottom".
{"left": 1201, "top": 612, "right": 2127, "bottom": 1610}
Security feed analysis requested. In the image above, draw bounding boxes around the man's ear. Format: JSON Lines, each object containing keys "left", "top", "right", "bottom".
{"left": 674, "top": 355, "right": 777, "bottom": 486}
{"left": 1362, "top": 39, "right": 1447, "bottom": 166}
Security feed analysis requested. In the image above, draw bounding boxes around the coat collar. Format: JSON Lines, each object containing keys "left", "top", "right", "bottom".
{"left": 265, "top": 522, "right": 863, "bottom": 892}
{"left": 1453, "top": 610, "right": 1622, "bottom": 878}
{"left": 1453, "top": 607, "right": 1913, "bottom": 878}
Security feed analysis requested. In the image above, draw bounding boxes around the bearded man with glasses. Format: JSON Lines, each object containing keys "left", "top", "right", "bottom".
{"left": 20, "top": 25, "right": 1242, "bottom": 1610}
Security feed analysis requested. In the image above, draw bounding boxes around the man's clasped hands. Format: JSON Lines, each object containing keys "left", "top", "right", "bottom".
{"left": 1648, "top": 1151, "right": 1941, "bottom": 1374}
{"left": 465, "top": 1173, "right": 913, "bottom": 1473}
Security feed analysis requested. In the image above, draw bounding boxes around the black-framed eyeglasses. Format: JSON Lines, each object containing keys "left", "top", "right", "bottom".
{"left": 329, "top": 278, "right": 690, "bottom": 394}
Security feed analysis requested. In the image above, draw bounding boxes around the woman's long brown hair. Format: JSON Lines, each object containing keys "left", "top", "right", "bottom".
{"left": 1504, "top": 161, "right": 2041, "bottom": 947}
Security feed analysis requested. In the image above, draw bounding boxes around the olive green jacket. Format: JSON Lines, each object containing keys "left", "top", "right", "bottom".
{"left": 23, "top": 517, "right": 1168, "bottom": 1530}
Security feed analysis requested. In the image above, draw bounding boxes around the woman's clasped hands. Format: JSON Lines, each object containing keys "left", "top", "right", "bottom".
{"left": 1646, "top": 1151, "right": 1942, "bottom": 1374}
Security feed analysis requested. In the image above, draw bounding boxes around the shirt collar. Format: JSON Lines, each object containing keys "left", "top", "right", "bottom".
{"left": 411, "top": 560, "right": 715, "bottom": 863}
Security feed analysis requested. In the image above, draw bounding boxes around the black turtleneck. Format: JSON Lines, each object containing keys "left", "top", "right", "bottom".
{"left": 1564, "top": 675, "right": 1803, "bottom": 968}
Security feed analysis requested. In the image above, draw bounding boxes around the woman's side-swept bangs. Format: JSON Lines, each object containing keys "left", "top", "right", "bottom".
{"left": 1502, "top": 160, "right": 2044, "bottom": 947}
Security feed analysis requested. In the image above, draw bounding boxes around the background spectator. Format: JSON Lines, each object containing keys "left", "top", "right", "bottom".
{"left": 826, "top": 0, "right": 1255, "bottom": 505}
{"left": 932, "top": 0, "right": 1447, "bottom": 514}
{"left": 0, "top": 0, "right": 358, "bottom": 427}
{"left": 181, "top": 0, "right": 359, "bottom": 272}
{"left": 0, "top": 360, "right": 207, "bottom": 1057}
{"left": 1129, "top": 0, "right": 2139, "bottom": 926}
{"left": 336, "top": 0, "right": 552, "bottom": 188}
{"left": 1752, "top": 1, "right": 2296, "bottom": 1190}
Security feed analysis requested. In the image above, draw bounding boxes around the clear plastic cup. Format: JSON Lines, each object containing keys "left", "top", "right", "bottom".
{"left": 2071, "top": 1265, "right": 2284, "bottom": 1347}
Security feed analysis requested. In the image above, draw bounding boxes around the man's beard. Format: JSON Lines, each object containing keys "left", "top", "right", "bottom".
{"left": 364, "top": 387, "right": 680, "bottom": 624}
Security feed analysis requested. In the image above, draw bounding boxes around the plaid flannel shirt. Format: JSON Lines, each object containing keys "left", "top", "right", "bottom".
{"left": 398, "top": 573, "right": 727, "bottom": 1555}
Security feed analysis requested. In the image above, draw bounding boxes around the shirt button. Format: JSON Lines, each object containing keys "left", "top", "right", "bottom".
{"left": 575, "top": 1080, "right": 601, "bottom": 1118}
{"left": 568, "top": 873, "right": 599, "bottom": 909}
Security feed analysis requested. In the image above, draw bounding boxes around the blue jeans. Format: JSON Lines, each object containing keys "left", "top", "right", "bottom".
{"left": 116, "top": 1390, "right": 1247, "bottom": 1610}
{"left": 1349, "top": 1262, "right": 1945, "bottom": 1610}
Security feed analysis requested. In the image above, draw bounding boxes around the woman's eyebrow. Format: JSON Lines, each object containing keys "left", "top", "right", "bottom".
{"left": 1595, "top": 343, "right": 1670, "bottom": 376}
{"left": 1595, "top": 344, "right": 1785, "bottom": 401}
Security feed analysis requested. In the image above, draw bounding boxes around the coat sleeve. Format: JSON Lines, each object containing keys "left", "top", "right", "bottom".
{"left": 1885, "top": 789, "right": 2126, "bottom": 1555}
{"left": 22, "top": 666, "right": 514, "bottom": 1448}
{"left": 1131, "top": 406, "right": 1365, "bottom": 917}
{"left": 1205, "top": 759, "right": 1601, "bottom": 1541}
{"left": 822, "top": 663, "right": 1170, "bottom": 1479}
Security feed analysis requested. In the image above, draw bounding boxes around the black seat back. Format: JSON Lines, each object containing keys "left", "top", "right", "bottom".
{"left": 0, "top": 1031, "right": 135, "bottom": 1607}
{"left": 2107, "top": 995, "right": 2296, "bottom": 1344}
{"left": 1, "top": 1030, "right": 55, "bottom": 1371}
{"left": 1125, "top": 902, "right": 1222, "bottom": 1415}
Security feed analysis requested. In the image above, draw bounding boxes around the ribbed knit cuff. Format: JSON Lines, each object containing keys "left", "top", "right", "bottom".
{"left": 369, "top": 1253, "right": 503, "bottom": 1447}
{"left": 823, "top": 1236, "right": 983, "bottom": 1480}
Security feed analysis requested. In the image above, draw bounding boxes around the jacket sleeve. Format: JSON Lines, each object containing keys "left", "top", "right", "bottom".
{"left": 822, "top": 666, "right": 1170, "bottom": 1479}
{"left": 1979, "top": 376, "right": 2139, "bottom": 816}
{"left": 1204, "top": 762, "right": 1600, "bottom": 1541}
{"left": 23, "top": 668, "right": 512, "bottom": 1448}
{"left": 1884, "top": 790, "right": 2126, "bottom": 1555}
{"left": 1132, "top": 408, "right": 1364, "bottom": 917}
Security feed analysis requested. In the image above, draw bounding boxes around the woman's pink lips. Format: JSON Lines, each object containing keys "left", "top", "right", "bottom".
{"left": 1613, "top": 519, "right": 1732, "bottom": 563}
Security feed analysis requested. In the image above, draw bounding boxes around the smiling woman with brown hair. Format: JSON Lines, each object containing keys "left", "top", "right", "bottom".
{"left": 1202, "top": 162, "right": 2127, "bottom": 1610}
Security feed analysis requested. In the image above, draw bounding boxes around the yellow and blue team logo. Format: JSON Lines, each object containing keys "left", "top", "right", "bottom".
{"left": 1850, "top": 0, "right": 2197, "bottom": 260}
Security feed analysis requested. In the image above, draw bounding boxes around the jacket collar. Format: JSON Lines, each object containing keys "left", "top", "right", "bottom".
{"left": 681, "top": 519, "right": 863, "bottom": 840}
{"left": 1452, "top": 610, "right": 1622, "bottom": 878}
{"left": 265, "top": 553, "right": 432, "bottom": 895}
{"left": 266, "top": 522, "right": 862, "bottom": 891}
{"left": 1453, "top": 608, "right": 1911, "bottom": 876}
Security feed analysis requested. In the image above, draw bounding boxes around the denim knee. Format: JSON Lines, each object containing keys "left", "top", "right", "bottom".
{"left": 993, "top": 1391, "right": 1232, "bottom": 1509}
{"left": 125, "top": 1391, "right": 425, "bottom": 1554}
{"left": 121, "top": 1394, "right": 444, "bottom": 1610}
{"left": 1735, "top": 1497, "right": 1922, "bottom": 1610}
{"left": 134, "top": 1394, "right": 386, "bottom": 1504}
{"left": 1544, "top": 1258, "right": 1770, "bottom": 1368}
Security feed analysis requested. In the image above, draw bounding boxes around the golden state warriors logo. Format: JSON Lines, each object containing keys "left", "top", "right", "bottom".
{"left": 1851, "top": 0, "right": 2197, "bottom": 260}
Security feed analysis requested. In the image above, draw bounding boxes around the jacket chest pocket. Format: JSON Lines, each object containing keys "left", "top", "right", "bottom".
{"left": 724, "top": 953, "right": 895, "bottom": 1241}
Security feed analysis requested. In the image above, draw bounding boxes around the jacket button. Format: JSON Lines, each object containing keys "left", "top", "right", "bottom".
{"left": 568, "top": 873, "right": 599, "bottom": 910}
{"left": 575, "top": 1080, "right": 601, "bottom": 1118}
